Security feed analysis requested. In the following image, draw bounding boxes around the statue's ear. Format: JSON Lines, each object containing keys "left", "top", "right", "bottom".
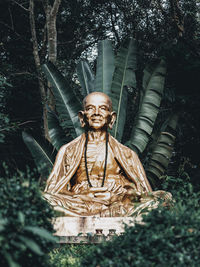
{"left": 109, "top": 111, "right": 117, "bottom": 129}
{"left": 78, "top": 111, "right": 86, "bottom": 128}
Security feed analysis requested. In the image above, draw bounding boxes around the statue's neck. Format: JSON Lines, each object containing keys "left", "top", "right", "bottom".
{"left": 86, "top": 130, "right": 107, "bottom": 142}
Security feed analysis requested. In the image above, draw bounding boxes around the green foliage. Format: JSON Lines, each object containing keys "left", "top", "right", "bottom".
{"left": 0, "top": 165, "right": 57, "bottom": 267}
{"left": 22, "top": 132, "right": 54, "bottom": 178}
{"left": 110, "top": 38, "right": 137, "bottom": 141}
{"left": 126, "top": 59, "right": 167, "bottom": 154}
{"left": 49, "top": 245, "right": 92, "bottom": 267}
{"left": 79, "top": 178, "right": 200, "bottom": 267}
{"left": 42, "top": 62, "right": 83, "bottom": 137}
{"left": 146, "top": 114, "right": 179, "bottom": 187}
{"left": 47, "top": 107, "right": 71, "bottom": 151}
{"left": 76, "top": 60, "right": 95, "bottom": 95}
{"left": 94, "top": 39, "right": 115, "bottom": 94}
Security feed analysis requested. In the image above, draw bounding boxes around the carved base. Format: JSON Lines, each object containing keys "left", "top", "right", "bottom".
{"left": 53, "top": 216, "right": 143, "bottom": 243}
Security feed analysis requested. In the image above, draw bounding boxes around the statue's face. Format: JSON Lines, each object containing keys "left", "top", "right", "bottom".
{"left": 79, "top": 92, "right": 116, "bottom": 130}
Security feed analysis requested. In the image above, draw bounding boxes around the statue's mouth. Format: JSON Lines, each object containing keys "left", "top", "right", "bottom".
{"left": 92, "top": 118, "right": 102, "bottom": 122}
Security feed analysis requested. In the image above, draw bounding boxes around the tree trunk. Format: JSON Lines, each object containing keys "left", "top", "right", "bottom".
{"left": 169, "top": 0, "right": 184, "bottom": 38}
{"left": 29, "top": 0, "right": 49, "bottom": 140}
{"left": 43, "top": 0, "right": 62, "bottom": 113}
{"left": 29, "top": 0, "right": 61, "bottom": 139}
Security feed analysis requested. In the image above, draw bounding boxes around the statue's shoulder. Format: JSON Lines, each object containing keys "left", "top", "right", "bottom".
{"left": 109, "top": 135, "right": 137, "bottom": 159}
{"left": 58, "top": 134, "right": 84, "bottom": 154}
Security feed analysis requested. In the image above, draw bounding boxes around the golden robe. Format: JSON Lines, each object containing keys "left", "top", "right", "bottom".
{"left": 44, "top": 133, "right": 169, "bottom": 217}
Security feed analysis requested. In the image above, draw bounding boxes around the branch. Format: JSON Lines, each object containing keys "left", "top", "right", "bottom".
{"left": 8, "top": 6, "right": 14, "bottom": 30}
{"left": 29, "top": 0, "right": 41, "bottom": 68}
{"left": 43, "top": 0, "right": 61, "bottom": 63}
{"left": 42, "top": 0, "right": 50, "bottom": 16}
{"left": 11, "top": 0, "right": 29, "bottom": 12}
{"left": 0, "top": 120, "right": 36, "bottom": 132}
{"left": 51, "top": 0, "right": 62, "bottom": 17}
{"left": 0, "top": 21, "right": 21, "bottom": 37}
{"left": 169, "top": 0, "right": 184, "bottom": 37}
{"left": 10, "top": 72, "right": 34, "bottom": 76}
{"left": 39, "top": 23, "right": 48, "bottom": 61}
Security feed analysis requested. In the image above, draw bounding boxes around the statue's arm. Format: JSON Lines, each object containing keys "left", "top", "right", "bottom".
{"left": 132, "top": 151, "right": 152, "bottom": 192}
{"left": 44, "top": 144, "right": 68, "bottom": 194}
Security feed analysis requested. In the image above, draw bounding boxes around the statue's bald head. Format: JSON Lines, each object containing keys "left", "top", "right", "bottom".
{"left": 83, "top": 92, "right": 112, "bottom": 111}
{"left": 79, "top": 92, "right": 116, "bottom": 130}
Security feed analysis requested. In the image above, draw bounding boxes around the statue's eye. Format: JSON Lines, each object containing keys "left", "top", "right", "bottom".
{"left": 100, "top": 106, "right": 107, "bottom": 111}
{"left": 86, "top": 106, "right": 94, "bottom": 111}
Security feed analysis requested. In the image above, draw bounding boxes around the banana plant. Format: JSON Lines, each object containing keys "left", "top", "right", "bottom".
{"left": 42, "top": 62, "right": 83, "bottom": 138}
{"left": 76, "top": 60, "right": 95, "bottom": 95}
{"left": 22, "top": 132, "right": 54, "bottom": 177}
{"left": 47, "top": 106, "right": 71, "bottom": 151}
{"left": 146, "top": 113, "right": 179, "bottom": 187}
{"left": 110, "top": 38, "right": 137, "bottom": 142}
{"left": 126, "top": 59, "right": 167, "bottom": 154}
{"left": 23, "top": 39, "right": 178, "bottom": 187}
{"left": 94, "top": 39, "right": 115, "bottom": 94}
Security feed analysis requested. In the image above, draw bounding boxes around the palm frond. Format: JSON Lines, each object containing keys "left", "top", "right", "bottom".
{"left": 126, "top": 59, "right": 167, "bottom": 154}
{"left": 47, "top": 106, "right": 71, "bottom": 151}
{"left": 94, "top": 39, "right": 115, "bottom": 94}
{"left": 76, "top": 60, "right": 95, "bottom": 96}
{"left": 146, "top": 114, "right": 179, "bottom": 187}
{"left": 22, "top": 132, "right": 54, "bottom": 177}
{"left": 42, "top": 62, "right": 82, "bottom": 137}
{"left": 110, "top": 39, "right": 137, "bottom": 141}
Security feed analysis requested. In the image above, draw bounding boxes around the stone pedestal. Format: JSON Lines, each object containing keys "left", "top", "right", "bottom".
{"left": 53, "top": 216, "right": 142, "bottom": 243}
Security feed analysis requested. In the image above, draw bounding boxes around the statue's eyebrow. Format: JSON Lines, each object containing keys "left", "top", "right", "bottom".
{"left": 99, "top": 104, "right": 109, "bottom": 108}
{"left": 84, "top": 104, "right": 94, "bottom": 109}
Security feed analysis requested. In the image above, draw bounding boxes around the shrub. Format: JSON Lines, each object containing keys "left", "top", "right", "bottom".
{"left": 49, "top": 244, "right": 92, "bottom": 267}
{"left": 80, "top": 178, "right": 200, "bottom": 267}
{"left": 0, "top": 165, "right": 57, "bottom": 267}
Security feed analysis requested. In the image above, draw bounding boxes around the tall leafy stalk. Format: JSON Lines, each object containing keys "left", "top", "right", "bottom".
{"left": 22, "top": 132, "right": 54, "bottom": 177}
{"left": 110, "top": 39, "right": 137, "bottom": 141}
{"left": 126, "top": 59, "right": 167, "bottom": 154}
{"left": 47, "top": 106, "right": 71, "bottom": 151}
{"left": 94, "top": 39, "right": 115, "bottom": 94}
{"left": 146, "top": 114, "right": 179, "bottom": 186}
{"left": 76, "top": 60, "right": 95, "bottom": 96}
{"left": 42, "top": 62, "right": 82, "bottom": 137}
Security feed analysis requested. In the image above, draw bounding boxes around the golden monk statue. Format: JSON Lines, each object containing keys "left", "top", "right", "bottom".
{"left": 44, "top": 92, "right": 170, "bottom": 217}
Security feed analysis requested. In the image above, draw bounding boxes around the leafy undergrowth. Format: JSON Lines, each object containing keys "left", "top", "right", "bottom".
{"left": 49, "top": 244, "right": 93, "bottom": 267}
{"left": 0, "top": 164, "right": 57, "bottom": 267}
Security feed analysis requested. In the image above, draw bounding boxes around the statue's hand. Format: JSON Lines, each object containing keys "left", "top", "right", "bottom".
{"left": 94, "top": 191, "right": 111, "bottom": 200}
{"left": 89, "top": 187, "right": 111, "bottom": 200}
{"left": 89, "top": 187, "right": 108, "bottom": 193}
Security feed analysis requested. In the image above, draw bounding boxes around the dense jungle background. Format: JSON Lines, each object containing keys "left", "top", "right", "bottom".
{"left": 0, "top": 0, "right": 200, "bottom": 266}
{"left": 1, "top": 0, "right": 200, "bottom": 181}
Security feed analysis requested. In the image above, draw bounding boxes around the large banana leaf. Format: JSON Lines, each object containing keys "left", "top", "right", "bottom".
{"left": 146, "top": 114, "right": 179, "bottom": 188}
{"left": 94, "top": 39, "right": 115, "bottom": 94}
{"left": 47, "top": 106, "right": 72, "bottom": 151}
{"left": 76, "top": 60, "right": 95, "bottom": 96}
{"left": 126, "top": 59, "right": 167, "bottom": 154}
{"left": 22, "top": 132, "right": 54, "bottom": 177}
{"left": 42, "top": 62, "right": 82, "bottom": 137}
{"left": 110, "top": 39, "right": 137, "bottom": 141}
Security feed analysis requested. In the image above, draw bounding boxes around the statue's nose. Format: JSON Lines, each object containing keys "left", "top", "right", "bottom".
{"left": 94, "top": 107, "right": 100, "bottom": 115}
